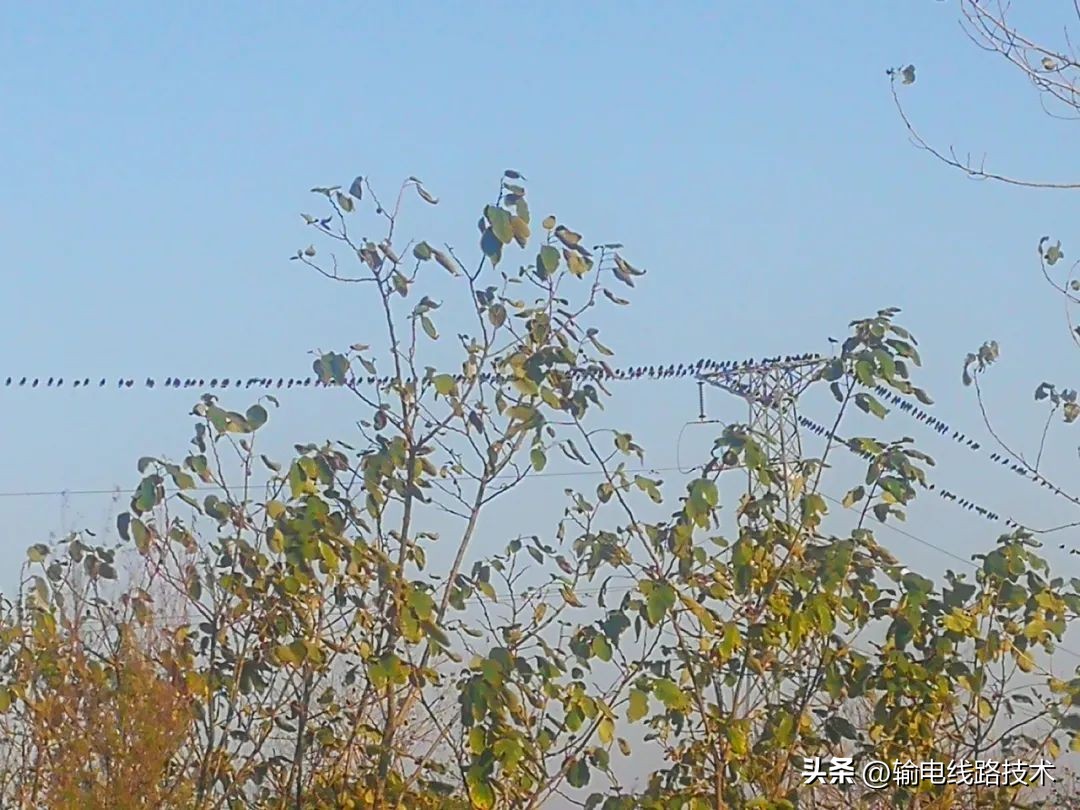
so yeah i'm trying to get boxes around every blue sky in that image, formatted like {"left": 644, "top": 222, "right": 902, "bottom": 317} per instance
{"left": 3, "top": 2, "right": 1080, "bottom": 621}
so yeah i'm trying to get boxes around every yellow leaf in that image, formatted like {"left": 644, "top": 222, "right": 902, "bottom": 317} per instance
{"left": 555, "top": 225, "right": 582, "bottom": 247}
{"left": 561, "top": 587, "right": 583, "bottom": 608}
{"left": 511, "top": 216, "right": 530, "bottom": 248}
{"left": 1047, "top": 737, "right": 1062, "bottom": 759}
{"left": 599, "top": 717, "right": 614, "bottom": 745}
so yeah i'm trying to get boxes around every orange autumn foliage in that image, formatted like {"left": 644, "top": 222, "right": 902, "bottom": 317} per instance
{"left": 18, "top": 620, "right": 196, "bottom": 809}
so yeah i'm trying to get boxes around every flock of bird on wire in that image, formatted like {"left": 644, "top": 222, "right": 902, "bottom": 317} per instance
{"left": 0, "top": 354, "right": 830, "bottom": 391}
{"left": 4, "top": 354, "right": 1080, "bottom": 545}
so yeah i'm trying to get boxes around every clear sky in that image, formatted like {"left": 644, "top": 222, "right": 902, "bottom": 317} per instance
{"left": 3, "top": 2, "right": 1080, "bottom": 627}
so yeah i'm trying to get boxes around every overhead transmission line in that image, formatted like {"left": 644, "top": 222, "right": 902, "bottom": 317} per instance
{"left": 0, "top": 354, "right": 821, "bottom": 391}
{"left": 4, "top": 353, "right": 1077, "bottom": 537}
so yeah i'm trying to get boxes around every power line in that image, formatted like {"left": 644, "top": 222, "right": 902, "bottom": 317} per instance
{"left": 798, "top": 414, "right": 1016, "bottom": 529}
{"left": 820, "top": 491, "right": 973, "bottom": 569}
{"left": 867, "top": 382, "right": 1079, "bottom": 510}
{"left": 5, "top": 357, "right": 1074, "bottom": 547}
{"left": 0, "top": 355, "right": 824, "bottom": 392}
{"left": 0, "top": 466, "right": 687, "bottom": 500}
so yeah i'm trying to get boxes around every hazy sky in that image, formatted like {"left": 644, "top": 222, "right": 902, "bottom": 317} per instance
{"left": 3, "top": 2, "right": 1080, "bottom": 646}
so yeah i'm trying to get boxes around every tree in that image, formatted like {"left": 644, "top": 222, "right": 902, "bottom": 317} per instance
{"left": 1, "top": 170, "right": 1080, "bottom": 809}
{"left": 889, "top": 4, "right": 1080, "bottom": 534}
{"left": 889, "top": 3, "right": 1080, "bottom": 190}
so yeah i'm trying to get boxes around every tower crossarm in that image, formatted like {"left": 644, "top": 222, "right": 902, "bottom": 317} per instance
{"left": 697, "top": 355, "right": 830, "bottom": 406}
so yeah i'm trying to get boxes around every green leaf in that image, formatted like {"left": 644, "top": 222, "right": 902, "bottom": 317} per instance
{"left": 1046, "top": 240, "right": 1064, "bottom": 266}
{"left": 654, "top": 678, "right": 689, "bottom": 711}
{"left": 131, "top": 518, "right": 151, "bottom": 554}
{"left": 134, "top": 477, "right": 160, "bottom": 512}
{"left": 628, "top": 688, "right": 648, "bottom": 722}
{"left": 646, "top": 583, "right": 677, "bottom": 625}
{"left": 288, "top": 461, "right": 307, "bottom": 498}
{"left": 729, "top": 722, "right": 748, "bottom": 756}
{"left": 984, "top": 549, "right": 1009, "bottom": 579}
{"left": 485, "top": 205, "right": 513, "bottom": 244}
{"left": 842, "top": 486, "right": 865, "bottom": 508}
{"left": 246, "top": 404, "right": 268, "bottom": 430}
{"left": 537, "top": 245, "right": 560, "bottom": 279}
{"left": 314, "top": 353, "right": 350, "bottom": 385}
{"left": 854, "top": 393, "right": 888, "bottom": 419}
{"left": 27, "top": 544, "right": 49, "bottom": 563}
{"left": 720, "top": 623, "right": 741, "bottom": 658}
{"left": 421, "top": 314, "right": 438, "bottom": 340}
{"left": 689, "top": 479, "right": 719, "bottom": 513}
{"left": 591, "top": 634, "right": 613, "bottom": 662}
{"left": 891, "top": 618, "right": 915, "bottom": 649}
{"left": 567, "top": 758, "right": 590, "bottom": 788}
{"left": 635, "top": 476, "right": 662, "bottom": 503}
{"left": 336, "top": 190, "right": 354, "bottom": 212}
{"left": 469, "top": 780, "right": 495, "bottom": 809}
{"left": 480, "top": 228, "right": 503, "bottom": 265}
{"left": 433, "top": 374, "right": 456, "bottom": 396}
{"left": 530, "top": 447, "right": 547, "bottom": 471}
{"left": 432, "top": 249, "right": 460, "bottom": 276}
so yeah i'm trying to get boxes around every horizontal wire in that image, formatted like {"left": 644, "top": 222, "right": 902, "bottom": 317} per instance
{"left": 798, "top": 414, "right": 1015, "bottom": 529}
{"left": 0, "top": 465, "right": 687, "bottom": 499}
{"left": 0, "top": 354, "right": 825, "bottom": 392}
{"left": 867, "top": 382, "right": 1080, "bottom": 511}
{"left": 5, "top": 355, "right": 1070, "bottom": 513}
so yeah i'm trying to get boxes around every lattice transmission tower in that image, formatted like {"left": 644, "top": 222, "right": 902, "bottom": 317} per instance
{"left": 698, "top": 355, "right": 829, "bottom": 503}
